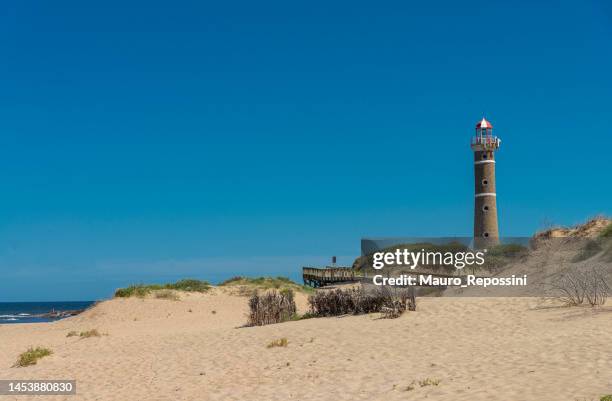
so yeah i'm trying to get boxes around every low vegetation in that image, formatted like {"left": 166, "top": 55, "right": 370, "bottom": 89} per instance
{"left": 308, "top": 286, "right": 416, "bottom": 318}
{"left": 481, "top": 243, "right": 529, "bottom": 272}
{"left": 572, "top": 239, "right": 603, "bottom": 262}
{"left": 154, "top": 289, "right": 180, "bottom": 301}
{"left": 114, "top": 279, "right": 210, "bottom": 298}
{"left": 266, "top": 338, "right": 288, "bottom": 348}
{"left": 247, "top": 289, "right": 297, "bottom": 326}
{"left": 404, "top": 378, "right": 441, "bottom": 391}
{"left": 221, "top": 276, "right": 313, "bottom": 294}
{"left": 79, "top": 329, "right": 101, "bottom": 338}
{"left": 419, "top": 378, "right": 441, "bottom": 387}
{"left": 601, "top": 395, "right": 612, "bottom": 401}
{"left": 13, "top": 347, "right": 53, "bottom": 367}
{"left": 66, "top": 331, "right": 78, "bottom": 337}
{"left": 599, "top": 223, "right": 612, "bottom": 238}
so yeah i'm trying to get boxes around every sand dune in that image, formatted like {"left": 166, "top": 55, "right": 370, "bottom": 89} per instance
{"left": 1, "top": 288, "right": 612, "bottom": 401}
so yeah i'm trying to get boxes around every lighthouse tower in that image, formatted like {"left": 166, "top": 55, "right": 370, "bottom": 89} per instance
{"left": 471, "top": 118, "right": 501, "bottom": 246}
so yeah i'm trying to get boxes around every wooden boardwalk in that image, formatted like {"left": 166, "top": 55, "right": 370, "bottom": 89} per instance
{"left": 302, "top": 266, "right": 486, "bottom": 288}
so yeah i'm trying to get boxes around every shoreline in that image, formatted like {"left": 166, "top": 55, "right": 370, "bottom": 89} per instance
{"left": 0, "top": 301, "right": 96, "bottom": 325}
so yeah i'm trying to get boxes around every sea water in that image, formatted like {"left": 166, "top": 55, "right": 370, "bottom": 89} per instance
{"left": 0, "top": 301, "right": 95, "bottom": 324}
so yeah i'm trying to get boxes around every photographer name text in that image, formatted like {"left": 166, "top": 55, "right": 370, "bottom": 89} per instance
{"left": 373, "top": 274, "right": 528, "bottom": 288}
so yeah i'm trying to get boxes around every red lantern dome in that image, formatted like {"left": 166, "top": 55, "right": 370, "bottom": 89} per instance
{"left": 475, "top": 118, "right": 493, "bottom": 130}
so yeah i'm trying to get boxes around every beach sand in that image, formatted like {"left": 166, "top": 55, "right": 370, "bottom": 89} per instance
{"left": 1, "top": 289, "right": 611, "bottom": 400}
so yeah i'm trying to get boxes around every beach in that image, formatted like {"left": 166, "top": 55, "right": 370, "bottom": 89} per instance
{"left": 1, "top": 288, "right": 611, "bottom": 400}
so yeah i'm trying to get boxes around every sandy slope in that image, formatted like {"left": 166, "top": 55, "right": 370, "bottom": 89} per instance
{"left": 1, "top": 290, "right": 611, "bottom": 401}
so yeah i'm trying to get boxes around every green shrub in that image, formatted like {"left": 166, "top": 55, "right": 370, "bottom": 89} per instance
{"left": 601, "top": 395, "right": 612, "bottom": 401}
{"left": 114, "top": 284, "right": 160, "bottom": 298}
{"left": 13, "top": 347, "right": 53, "bottom": 367}
{"left": 165, "top": 279, "right": 210, "bottom": 292}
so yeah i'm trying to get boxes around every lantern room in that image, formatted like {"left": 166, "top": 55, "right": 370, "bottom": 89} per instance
{"left": 471, "top": 117, "right": 500, "bottom": 151}
{"left": 475, "top": 118, "right": 493, "bottom": 137}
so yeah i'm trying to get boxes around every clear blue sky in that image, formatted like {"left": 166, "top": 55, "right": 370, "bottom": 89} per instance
{"left": 1, "top": 1, "right": 611, "bottom": 301}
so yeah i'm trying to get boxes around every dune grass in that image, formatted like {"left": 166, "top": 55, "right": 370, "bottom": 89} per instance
{"left": 418, "top": 377, "right": 441, "bottom": 387}
{"left": 115, "top": 279, "right": 210, "bottom": 298}
{"left": 266, "top": 338, "right": 288, "bottom": 348}
{"left": 220, "top": 276, "right": 313, "bottom": 293}
{"left": 600, "top": 223, "right": 612, "bottom": 238}
{"left": 13, "top": 347, "right": 53, "bottom": 367}
{"left": 79, "top": 329, "right": 101, "bottom": 338}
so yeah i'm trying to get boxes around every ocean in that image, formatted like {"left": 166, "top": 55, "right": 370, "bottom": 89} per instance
{"left": 0, "top": 301, "right": 95, "bottom": 324}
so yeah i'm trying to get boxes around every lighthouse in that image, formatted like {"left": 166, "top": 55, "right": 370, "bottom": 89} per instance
{"left": 471, "top": 118, "right": 501, "bottom": 246}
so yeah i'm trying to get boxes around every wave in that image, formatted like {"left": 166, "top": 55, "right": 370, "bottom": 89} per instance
{"left": 18, "top": 313, "right": 31, "bottom": 316}
{"left": 1, "top": 318, "right": 18, "bottom": 321}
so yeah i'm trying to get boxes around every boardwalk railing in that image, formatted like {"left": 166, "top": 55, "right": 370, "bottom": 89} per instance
{"left": 303, "top": 267, "right": 489, "bottom": 288}
{"left": 302, "top": 267, "right": 357, "bottom": 287}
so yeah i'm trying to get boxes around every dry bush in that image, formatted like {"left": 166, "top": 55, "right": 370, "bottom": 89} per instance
{"left": 247, "top": 289, "right": 296, "bottom": 326}
{"left": 308, "top": 287, "right": 381, "bottom": 316}
{"left": 552, "top": 272, "right": 585, "bottom": 306}
{"left": 551, "top": 268, "right": 610, "bottom": 307}
{"left": 584, "top": 269, "right": 610, "bottom": 307}
{"left": 380, "top": 287, "right": 417, "bottom": 319}
{"left": 308, "top": 286, "right": 415, "bottom": 318}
